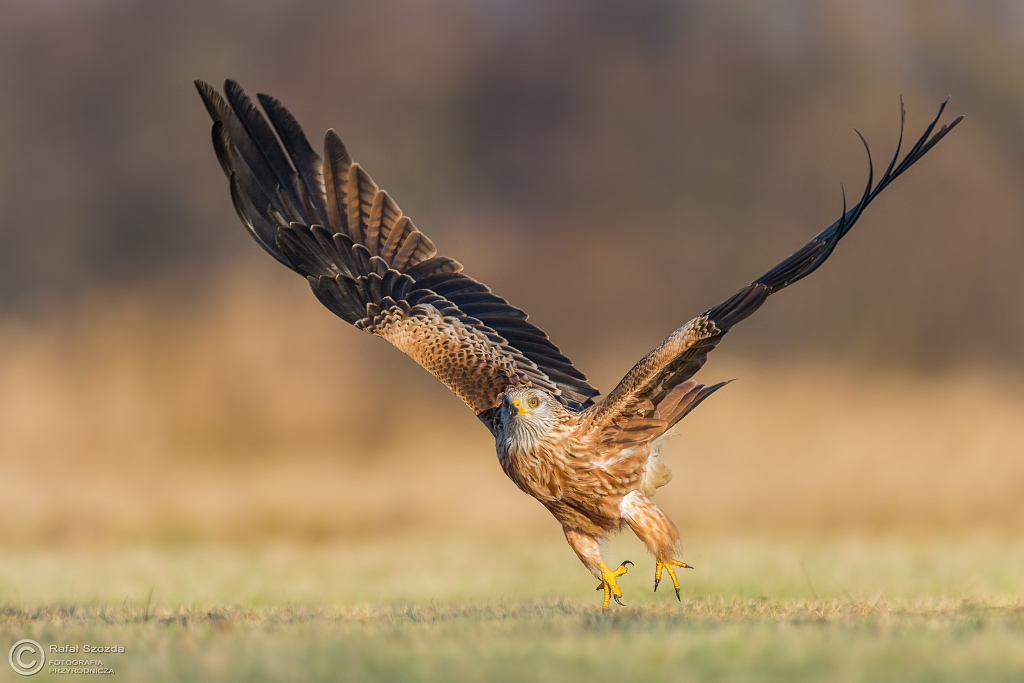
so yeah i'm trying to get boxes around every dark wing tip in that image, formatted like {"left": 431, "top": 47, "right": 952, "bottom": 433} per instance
{"left": 194, "top": 79, "right": 225, "bottom": 122}
{"left": 706, "top": 99, "right": 959, "bottom": 337}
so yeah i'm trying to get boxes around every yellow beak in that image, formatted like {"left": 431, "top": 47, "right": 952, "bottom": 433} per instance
{"left": 512, "top": 398, "right": 531, "bottom": 416}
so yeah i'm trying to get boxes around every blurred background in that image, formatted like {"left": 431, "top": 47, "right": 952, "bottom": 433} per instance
{"left": 0, "top": 0, "right": 1022, "bottom": 548}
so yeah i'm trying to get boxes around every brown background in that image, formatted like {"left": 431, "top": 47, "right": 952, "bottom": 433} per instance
{"left": 0, "top": 0, "right": 1021, "bottom": 544}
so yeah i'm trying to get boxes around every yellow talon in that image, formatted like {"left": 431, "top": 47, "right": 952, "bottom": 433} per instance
{"left": 595, "top": 560, "right": 632, "bottom": 609}
{"left": 654, "top": 558, "right": 693, "bottom": 601}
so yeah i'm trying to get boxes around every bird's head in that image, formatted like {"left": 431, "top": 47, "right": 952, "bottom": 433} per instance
{"left": 499, "top": 387, "right": 563, "bottom": 450}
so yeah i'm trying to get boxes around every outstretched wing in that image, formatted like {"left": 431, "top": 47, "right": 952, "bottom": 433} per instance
{"left": 586, "top": 100, "right": 962, "bottom": 432}
{"left": 195, "top": 80, "right": 599, "bottom": 428}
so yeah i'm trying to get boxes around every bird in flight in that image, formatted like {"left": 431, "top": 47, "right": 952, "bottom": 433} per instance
{"left": 196, "top": 80, "right": 960, "bottom": 608}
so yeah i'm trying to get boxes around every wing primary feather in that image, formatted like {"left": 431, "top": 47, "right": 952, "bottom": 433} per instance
{"left": 391, "top": 231, "right": 427, "bottom": 271}
{"left": 323, "top": 130, "right": 352, "bottom": 235}
{"left": 346, "top": 163, "right": 378, "bottom": 246}
{"left": 275, "top": 225, "right": 324, "bottom": 276}
{"left": 228, "top": 172, "right": 294, "bottom": 269}
{"left": 879, "top": 98, "right": 906, "bottom": 187}
{"left": 210, "top": 121, "right": 235, "bottom": 177}
{"left": 365, "top": 191, "right": 387, "bottom": 256}
{"left": 197, "top": 81, "right": 293, "bottom": 220}
{"left": 195, "top": 80, "right": 228, "bottom": 125}
{"left": 221, "top": 80, "right": 305, "bottom": 220}
{"left": 380, "top": 216, "right": 412, "bottom": 264}
{"left": 256, "top": 92, "right": 331, "bottom": 229}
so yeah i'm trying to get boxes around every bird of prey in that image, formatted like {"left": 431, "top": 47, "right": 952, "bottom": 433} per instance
{"left": 196, "top": 79, "right": 960, "bottom": 608}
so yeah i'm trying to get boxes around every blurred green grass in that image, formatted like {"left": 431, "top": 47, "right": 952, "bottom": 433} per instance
{"left": 2, "top": 535, "right": 1023, "bottom": 682}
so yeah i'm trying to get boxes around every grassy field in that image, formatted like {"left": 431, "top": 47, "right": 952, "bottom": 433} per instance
{"left": 2, "top": 535, "right": 1024, "bottom": 682}
{"left": 2, "top": 279, "right": 1023, "bottom": 680}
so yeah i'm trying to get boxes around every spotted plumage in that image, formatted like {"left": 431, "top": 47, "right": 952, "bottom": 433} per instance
{"left": 197, "top": 80, "right": 961, "bottom": 608}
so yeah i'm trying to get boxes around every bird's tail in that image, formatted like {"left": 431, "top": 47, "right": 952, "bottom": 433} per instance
{"left": 657, "top": 379, "right": 733, "bottom": 430}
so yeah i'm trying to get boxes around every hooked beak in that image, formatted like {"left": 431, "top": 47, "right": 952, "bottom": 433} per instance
{"left": 511, "top": 398, "right": 531, "bottom": 416}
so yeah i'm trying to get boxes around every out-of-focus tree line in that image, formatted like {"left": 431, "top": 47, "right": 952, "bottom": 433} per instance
{"left": 1, "top": 0, "right": 1022, "bottom": 371}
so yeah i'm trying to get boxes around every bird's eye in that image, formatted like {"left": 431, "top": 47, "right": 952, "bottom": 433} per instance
{"left": 527, "top": 396, "right": 540, "bottom": 409}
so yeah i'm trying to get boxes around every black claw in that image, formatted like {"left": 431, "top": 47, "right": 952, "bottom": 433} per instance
{"left": 654, "top": 577, "right": 660, "bottom": 592}
{"left": 621, "top": 560, "right": 634, "bottom": 567}
{"left": 686, "top": 564, "right": 695, "bottom": 570}
{"left": 613, "top": 594, "right": 625, "bottom": 607}
{"left": 675, "top": 587, "right": 681, "bottom": 601}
